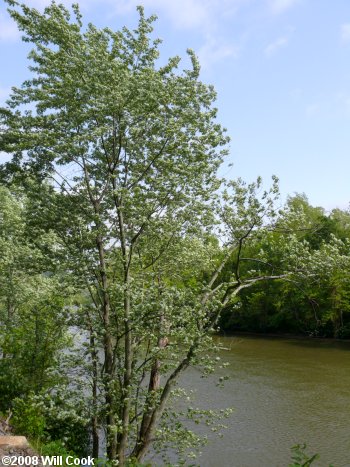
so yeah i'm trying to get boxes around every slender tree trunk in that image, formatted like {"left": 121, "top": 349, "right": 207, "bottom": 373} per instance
{"left": 116, "top": 207, "right": 132, "bottom": 466}
{"left": 137, "top": 333, "right": 167, "bottom": 450}
{"left": 88, "top": 324, "right": 100, "bottom": 459}
{"left": 132, "top": 344, "right": 196, "bottom": 461}
{"left": 82, "top": 157, "right": 117, "bottom": 459}
{"left": 3, "top": 297, "right": 15, "bottom": 359}
{"left": 116, "top": 273, "right": 132, "bottom": 466}
{"left": 91, "top": 411, "right": 99, "bottom": 459}
{"left": 96, "top": 234, "right": 116, "bottom": 460}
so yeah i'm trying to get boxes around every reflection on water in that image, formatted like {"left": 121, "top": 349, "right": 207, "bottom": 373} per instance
{"left": 176, "top": 335, "right": 350, "bottom": 467}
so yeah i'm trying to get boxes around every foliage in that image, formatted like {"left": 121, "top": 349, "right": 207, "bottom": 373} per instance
{"left": 289, "top": 443, "right": 334, "bottom": 467}
{"left": 40, "top": 442, "right": 78, "bottom": 467}
{"left": 289, "top": 444, "right": 319, "bottom": 467}
{"left": 0, "top": 186, "right": 71, "bottom": 409}
{"left": 220, "top": 195, "right": 350, "bottom": 338}
{"left": 11, "top": 390, "right": 90, "bottom": 457}
{"left": 12, "top": 396, "right": 46, "bottom": 441}
{"left": 0, "top": 1, "right": 232, "bottom": 463}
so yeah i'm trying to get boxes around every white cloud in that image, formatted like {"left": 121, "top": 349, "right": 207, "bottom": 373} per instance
{"left": 113, "top": 0, "right": 210, "bottom": 30}
{"left": 145, "top": 0, "right": 212, "bottom": 30}
{"left": 3, "top": 0, "right": 210, "bottom": 31}
{"left": 198, "top": 36, "right": 239, "bottom": 69}
{"left": 2, "top": 0, "right": 249, "bottom": 32}
{"left": 114, "top": 0, "right": 248, "bottom": 32}
{"left": 0, "top": 13, "right": 20, "bottom": 42}
{"left": 269, "top": 0, "right": 300, "bottom": 14}
{"left": 0, "top": 0, "right": 245, "bottom": 71}
{"left": 264, "top": 36, "right": 288, "bottom": 56}
{"left": 340, "top": 23, "right": 350, "bottom": 44}
{"left": 112, "top": 0, "right": 245, "bottom": 69}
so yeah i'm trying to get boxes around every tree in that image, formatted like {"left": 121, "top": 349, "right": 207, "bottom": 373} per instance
{"left": 0, "top": 186, "right": 70, "bottom": 408}
{"left": 219, "top": 195, "right": 350, "bottom": 338}
{"left": 0, "top": 2, "right": 299, "bottom": 464}
{"left": 1, "top": 2, "right": 228, "bottom": 462}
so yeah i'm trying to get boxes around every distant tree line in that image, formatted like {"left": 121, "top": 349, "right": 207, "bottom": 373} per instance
{"left": 220, "top": 193, "right": 350, "bottom": 338}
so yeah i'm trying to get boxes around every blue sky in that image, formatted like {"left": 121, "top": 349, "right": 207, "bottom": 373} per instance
{"left": 1, "top": 0, "right": 350, "bottom": 210}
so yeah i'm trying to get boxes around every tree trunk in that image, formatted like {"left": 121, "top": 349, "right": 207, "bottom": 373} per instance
{"left": 89, "top": 324, "right": 100, "bottom": 459}
{"left": 95, "top": 234, "right": 117, "bottom": 460}
{"left": 115, "top": 206, "right": 132, "bottom": 466}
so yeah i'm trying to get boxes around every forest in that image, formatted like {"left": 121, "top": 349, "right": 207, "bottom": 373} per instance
{"left": 220, "top": 193, "right": 350, "bottom": 338}
{"left": 0, "top": 1, "right": 349, "bottom": 466}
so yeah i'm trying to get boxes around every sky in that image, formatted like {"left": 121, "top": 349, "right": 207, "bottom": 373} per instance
{"left": 0, "top": 0, "right": 350, "bottom": 211}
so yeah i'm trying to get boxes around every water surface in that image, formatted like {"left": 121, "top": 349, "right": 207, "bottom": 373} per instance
{"left": 176, "top": 335, "right": 350, "bottom": 467}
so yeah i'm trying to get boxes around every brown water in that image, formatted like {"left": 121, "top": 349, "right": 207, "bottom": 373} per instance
{"left": 177, "top": 335, "right": 350, "bottom": 467}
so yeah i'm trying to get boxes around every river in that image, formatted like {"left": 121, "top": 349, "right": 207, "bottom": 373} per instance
{"left": 172, "top": 335, "right": 350, "bottom": 467}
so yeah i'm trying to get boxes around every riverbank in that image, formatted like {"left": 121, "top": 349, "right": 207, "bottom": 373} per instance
{"left": 218, "top": 329, "right": 350, "bottom": 342}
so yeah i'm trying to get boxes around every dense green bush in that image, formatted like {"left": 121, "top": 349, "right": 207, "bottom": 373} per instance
{"left": 11, "top": 392, "right": 90, "bottom": 457}
{"left": 12, "top": 397, "right": 46, "bottom": 441}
